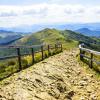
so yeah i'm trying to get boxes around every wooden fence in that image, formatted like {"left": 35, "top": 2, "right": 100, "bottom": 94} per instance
{"left": 79, "top": 44, "right": 100, "bottom": 68}
{"left": 0, "top": 43, "right": 62, "bottom": 72}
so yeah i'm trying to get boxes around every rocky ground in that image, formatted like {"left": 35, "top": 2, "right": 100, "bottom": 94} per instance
{"left": 0, "top": 49, "right": 100, "bottom": 100}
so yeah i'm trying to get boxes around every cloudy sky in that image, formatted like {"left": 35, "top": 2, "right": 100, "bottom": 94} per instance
{"left": 0, "top": 0, "right": 100, "bottom": 27}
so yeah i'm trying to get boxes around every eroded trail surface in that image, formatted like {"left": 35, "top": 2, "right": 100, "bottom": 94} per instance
{"left": 0, "top": 49, "right": 100, "bottom": 100}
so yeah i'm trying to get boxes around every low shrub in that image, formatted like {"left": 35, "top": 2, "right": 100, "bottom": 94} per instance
{"left": 44, "top": 51, "right": 48, "bottom": 58}
{"left": 24, "top": 56, "right": 32, "bottom": 65}
{"left": 21, "top": 59, "right": 28, "bottom": 69}
{"left": 35, "top": 53, "right": 41, "bottom": 62}
{"left": 7, "top": 60, "right": 16, "bottom": 66}
{"left": 0, "top": 63, "right": 6, "bottom": 73}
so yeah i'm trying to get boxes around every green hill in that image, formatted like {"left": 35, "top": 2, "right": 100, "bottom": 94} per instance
{"left": 12, "top": 28, "right": 79, "bottom": 50}
{"left": 13, "top": 28, "right": 65, "bottom": 45}
{"left": 13, "top": 28, "right": 100, "bottom": 51}
{"left": 61, "top": 30, "right": 95, "bottom": 43}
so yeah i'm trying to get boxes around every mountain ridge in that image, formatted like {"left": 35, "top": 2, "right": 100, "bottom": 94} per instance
{"left": 75, "top": 28, "right": 100, "bottom": 37}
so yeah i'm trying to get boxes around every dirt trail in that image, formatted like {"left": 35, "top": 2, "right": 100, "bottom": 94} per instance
{"left": 0, "top": 49, "right": 100, "bottom": 100}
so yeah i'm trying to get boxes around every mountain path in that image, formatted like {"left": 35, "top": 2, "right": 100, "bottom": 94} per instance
{"left": 0, "top": 49, "right": 100, "bottom": 100}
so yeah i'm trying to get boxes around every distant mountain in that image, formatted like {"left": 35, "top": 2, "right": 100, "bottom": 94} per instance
{"left": 0, "top": 29, "right": 24, "bottom": 45}
{"left": 0, "top": 30, "right": 22, "bottom": 37}
{"left": 75, "top": 28, "right": 100, "bottom": 37}
{"left": 0, "top": 29, "right": 30, "bottom": 38}
{"left": 0, "top": 35, "right": 22, "bottom": 45}
{"left": 1, "top": 23, "right": 100, "bottom": 33}
{"left": 11, "top": 23, "right": 100, "bottom": 32}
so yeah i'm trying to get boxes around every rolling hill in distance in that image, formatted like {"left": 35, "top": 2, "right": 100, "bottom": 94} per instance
{"left": 0, "top": 30, "right": 23, "bottom": 45}
{"left": 0, "top": 35, "right": 22, "bottom": 45}
{"left": 12, "top": 28, "right": 100, "bottom": 51}
{"left": 0, "top": 29, "right": 32, "bottom": 45}
{"left": 75, "top": 28, "right": 100, "bottom": 37}
{"left": 0, "top": 30, "right": 23, "bottom": 37}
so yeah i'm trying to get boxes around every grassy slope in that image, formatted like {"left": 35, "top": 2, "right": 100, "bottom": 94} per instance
{"left": 61, "top": 30, "right": 95, "bottom": 43}
{"left": 61, "top": 30, "right": 100, "bottom": 51}
{"left": 14, "top": 28, "right": 65, "bottom": 45}
{"left": 33, "top": 28, "right": 65, "bottom": 44}
{"left": 13, "top": 28, "right": 79, "bottom": 50}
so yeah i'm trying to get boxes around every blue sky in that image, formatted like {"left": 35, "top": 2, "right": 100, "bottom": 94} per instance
{"left": 0, "top": 0, "right": 100, "bottom": 27}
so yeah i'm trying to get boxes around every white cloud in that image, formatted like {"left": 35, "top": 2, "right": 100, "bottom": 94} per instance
{"left": 0, "top": 4, "right": 100, "bottom": 27}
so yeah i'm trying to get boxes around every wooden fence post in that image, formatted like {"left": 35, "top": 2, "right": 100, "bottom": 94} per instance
{"left": 41, "top": 45, "right": 44, "bottom": 60}
{"left": 31, "top": 48, "right": 35, "bottom": 64}
{"left": 90, "top": 53, "right": 93, "bottom": 68}
{"left": 16, "top": 48, "right": 22, "bottom": 71}
{"left": 80, "top": 49, "right": 83, "bottom": 60}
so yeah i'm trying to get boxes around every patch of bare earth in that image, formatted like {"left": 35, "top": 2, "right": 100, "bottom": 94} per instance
{"left": 0, "top": 49, "right": 100, "bottom": 100}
